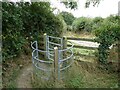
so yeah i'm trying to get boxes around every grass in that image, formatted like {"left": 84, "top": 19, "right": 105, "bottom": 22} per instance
{"left": 6, "top": 68, "right": 19, "bottom": 88}
{"left": 31, "top": 31, "right": 118, "bottom": 88}
{"left": 69, "top": 62, "right": 118, "bottom": 88}
{"left": 72, "top": 48, "right": 96, "bottom": 56}
{"left": 63, "top": 31, "right": 96, "bottom": 39}
{"left": 67, "top": 40, "right": 98, "bottom": 63}
{"left": 3, "top": 31, "right": 119, "bottom": 88}
{"left": 32, "top": 61, "right": 118, "bottom": 88}
{"left": 2, "top": 61, "right": 20, "bottom": 88}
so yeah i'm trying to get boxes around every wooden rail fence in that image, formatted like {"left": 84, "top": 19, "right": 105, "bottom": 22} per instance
{"left": 67, "top": 37, "right": 98, "bottom": 57}
{"left": 67, "top": 37, "right": 98, "bottom": 50}
{"left": 38, "top": 36, "right": 98, "bottom": 57}
{"left": 67, "top": 37, "right": 95, "bottom": 42}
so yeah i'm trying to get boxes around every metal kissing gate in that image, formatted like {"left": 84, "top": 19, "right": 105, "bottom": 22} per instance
{"left": 31, "top": 34, "right": 74, "bottom": 80}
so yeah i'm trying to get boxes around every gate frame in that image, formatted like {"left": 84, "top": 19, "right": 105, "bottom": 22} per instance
{"left": 31, "top": 33, "right": 74, "bottom": 82}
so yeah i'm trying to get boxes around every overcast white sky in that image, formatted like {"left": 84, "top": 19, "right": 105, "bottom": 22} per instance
{"left": 51, "top": 0, "right": 120, "bottom": 18}
{"left": 3, "top": 0, "right": 120, "bottom": 18}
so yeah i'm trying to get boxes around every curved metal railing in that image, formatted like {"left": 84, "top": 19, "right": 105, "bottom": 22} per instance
{"left": 31, "top": 35, "right": 74, "bottom": 80}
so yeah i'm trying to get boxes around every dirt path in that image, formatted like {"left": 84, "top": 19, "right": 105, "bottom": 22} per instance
{"left": 17, "top": 64, "right": 33, "bottom": 88}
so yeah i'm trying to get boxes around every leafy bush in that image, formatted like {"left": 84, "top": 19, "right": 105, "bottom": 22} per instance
{"left": 94, "top": 15, "right": 120, "bottom": 64}
{"left": 20, "top": 2, "right": 63, "bottom": 41}
{"left": 72, "top": 17, "right": 93, "bottom": 32}
{"left": 56, "top": 14, "right": 67, "bottom": 33}
{"left": 67, "top": 25, "right": 72, "bottom": 31}
{"left": 2, "top": 2, "right": 64, "bottom": 60}
{"left": 60, "top": 11, "right": 75, "bottom": 25}
{"left": 2, "top": 2, "right": 26, "bottom": 60}
{"left": 92, "top": 17, "right": 104, "bottom": 31}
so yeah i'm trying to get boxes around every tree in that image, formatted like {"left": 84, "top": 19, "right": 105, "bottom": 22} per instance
{"left": 85, "top": 0, "right": 102, "bottom": 8}
{"left": 72, "top": 17, "right": 92, "bottom": 32}
{"left": 92, "top": 17, "right": 104, "bottom": 31}
{"left": 61, "top": 1, "right": 78, "bottom": 10}
{"left": 60, "top": 0, "right": 102, "bottom": 9}
{"left": 60, "top": 11, "right": 75, "bottom": 25}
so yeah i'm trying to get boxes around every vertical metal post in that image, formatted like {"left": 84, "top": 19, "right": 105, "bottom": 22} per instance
{"left": 36, "top": 41, "right": 38, "bottom": 58}
{"left": 48, "top": 36, "right": 50, "bottom": 59}
{"left": 44, "top": 33, "right": 47, "bottom": 59}
{"left": 54, "top": 47, "right": 59, "bottom": 82}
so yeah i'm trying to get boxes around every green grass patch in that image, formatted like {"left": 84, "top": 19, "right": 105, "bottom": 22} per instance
{"left": 32, "top": 61, "right": 118, "bottom": 88}
{"left": 72, "top": 48, "right": 96, "bottom": 56}
{"left": 63, "top": 31, "right": 96, "bottom": 39}
{"left": 7, "top": 68, "right": 20, "bottom": 88}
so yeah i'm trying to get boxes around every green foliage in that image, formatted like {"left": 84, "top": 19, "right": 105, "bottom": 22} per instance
{"left": 61, "top": 0, "right": 101, "bottom": 9}
{"left": 92, "top": 17, "right": 104, "bottom": 30}
{"left": 61, "top": 1, "right": 78, "bottom": 10}
{"left": 85, "top": 0, "right": 101, "bottom": 8}
{"left": 94, "top": 15, "right": 120, "bottom": 64}
{"left": 2, "top": 2, "right": 63, "bottom": 60}
{"left": 2, "top": 2, "right": 26, "bottom": 60}
{"left": 72, "top": 17, "right": 93, "bottom": 32}
{"left": 67, "top": 25, "right": 72, "bottom": 31}
{"left": 60, "top": 11, "right": 75, "bottom": 25}
{"left": 68, "top": 75, "right": 83, "bottom": 88}
{"left": 20, "top": 2, "right": 63, "bottom": 40}
{"left": 56, "top": 14, "right": 67, "bottom": 32}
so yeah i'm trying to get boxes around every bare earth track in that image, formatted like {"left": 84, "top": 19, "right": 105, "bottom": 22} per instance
{"left": 17, "top": 64, "right": 33, "bottom": 88}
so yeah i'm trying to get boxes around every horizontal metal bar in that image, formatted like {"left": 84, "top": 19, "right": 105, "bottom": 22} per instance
{"left": 48, "top": 53, "right": 54, "bottom": 56}
{"left": 34, "top": 63, "right": 53, "bottom": 72}
{"left": 33, "top": 56, "right": 53, "bottom": 64}
{"left": 59, "top": 41, "right": 74, "bottom": 52}
{"left": 48, "top": 57, "right": 54, "bottom": 61}
{"left": 59, "top": 49, "right": 73, "bottom": 62}
{"left": 60, "top": 60, "right": 74, "bottom": 71}
{"left": 48, "top": 41, "right": 61, "bottom": 46}
{"left": 48, "top": 35, "right": 62, "bottom": 40}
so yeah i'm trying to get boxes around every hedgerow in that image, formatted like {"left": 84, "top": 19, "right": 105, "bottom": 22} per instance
{"left": 72, "top": 17, "right": 93, "bottom": 32}
{"left": 94, "top": 15, "right": 120, "bottom": 64}
{"left": 2, "top": 2, "right": 63, "bottom": 60}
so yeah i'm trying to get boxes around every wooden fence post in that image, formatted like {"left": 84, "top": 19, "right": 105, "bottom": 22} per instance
{"left": 63, "top": 36, "right": 67, "bottom": 57}
{"left": 44, "top": 33, "right": 47, "bottom": 59}
{"left": 63, "top": 36, "right": 67, "bottom": 67}
{"left": 54, "top": 47, "right": 59, "bottom": 82}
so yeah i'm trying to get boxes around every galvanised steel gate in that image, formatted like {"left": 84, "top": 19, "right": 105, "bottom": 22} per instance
{"left": 31, "top": 34, "right": 74, "bottom": 80}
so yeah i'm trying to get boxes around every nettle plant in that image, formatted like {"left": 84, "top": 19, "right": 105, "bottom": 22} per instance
{"left": 94, "top": 16, "right": 120, "bottom": 64}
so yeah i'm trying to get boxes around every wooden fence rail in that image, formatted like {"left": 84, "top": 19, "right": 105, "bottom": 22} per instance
{"left": 67, "top": 44, "right": 98, "bottom": 50}
{"left": 66, "top": 37, "right": 98, "bottom": 57}
{"left": 67, "top": 37, "right": 98, "bottom": 50}
{"left": 67, "top": 37, "right": 95, "bottom": 42}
